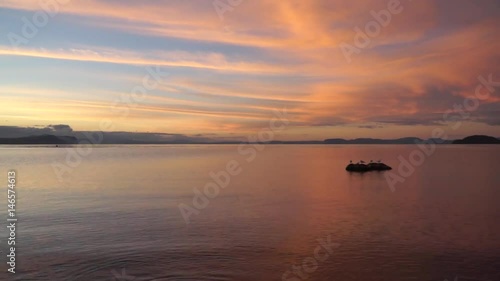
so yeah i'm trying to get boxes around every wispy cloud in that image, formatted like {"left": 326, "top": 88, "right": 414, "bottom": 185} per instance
{"left": 1, "top": 0, "right": 499, "bottom": 139}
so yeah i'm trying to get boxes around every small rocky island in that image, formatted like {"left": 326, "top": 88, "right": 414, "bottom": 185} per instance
{"left": 346, "top": 161, "right": 392, "bottom": 172}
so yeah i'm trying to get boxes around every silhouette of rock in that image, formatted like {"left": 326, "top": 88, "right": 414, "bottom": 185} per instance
{"left": 346, "top": 161, "right": 392, "bottom": 172}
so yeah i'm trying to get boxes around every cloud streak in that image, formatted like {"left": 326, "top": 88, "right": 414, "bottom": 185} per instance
{"left": 0, "top": 0, "right": 499, "bottom": 139}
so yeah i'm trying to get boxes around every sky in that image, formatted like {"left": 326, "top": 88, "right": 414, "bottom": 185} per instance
{"left": 0, "top": 0, "right": 499, "bottom": 141}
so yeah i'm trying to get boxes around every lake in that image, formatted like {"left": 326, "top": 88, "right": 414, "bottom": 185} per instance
{"left": 0, "top": 145, "right": 499, "bottom": 281}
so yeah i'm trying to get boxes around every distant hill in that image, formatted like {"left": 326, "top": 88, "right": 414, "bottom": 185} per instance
{"left": 0, "top": 134, "right": 497, "bottom": 145}
{"left": 324, "top": 137, "right": 452, "bottom": 144}
{"left": 0, "top": 135, "right": 78, "bottom": 145}
{"left": 452, "top": 135, "right": 500, "bottom": 144}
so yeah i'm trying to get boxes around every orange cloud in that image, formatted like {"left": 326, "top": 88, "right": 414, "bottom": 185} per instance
{"left": 1, "top": 0, "right": 499, "bottom": 138}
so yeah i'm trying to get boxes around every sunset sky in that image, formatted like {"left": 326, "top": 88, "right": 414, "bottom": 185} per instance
{"left": 1, "top": 0, "right": 499, "bottom": 141}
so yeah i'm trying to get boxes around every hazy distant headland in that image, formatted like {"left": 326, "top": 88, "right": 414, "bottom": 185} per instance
{"left": 452, "top": 135, "right": 500, "bottom": 144}
{"left": 323, "top": 137, "right": 450, "bottom": 144}
{"left": 0, "top": 135, "right": 78, "bottom": 145}
{"left": 1, "top": 124, "right": 499, "bottom": 145}
{"left": 1, "top": 133, "right": 499, "bottom": 145}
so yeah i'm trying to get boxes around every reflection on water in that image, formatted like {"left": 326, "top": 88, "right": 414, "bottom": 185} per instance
{"left": 0, "top": 145, "right": 499, "bottom": 280}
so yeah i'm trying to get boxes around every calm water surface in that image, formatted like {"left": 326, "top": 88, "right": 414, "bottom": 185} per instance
{"left": 0, "top": 145, "right": 499, "bottom": 281}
